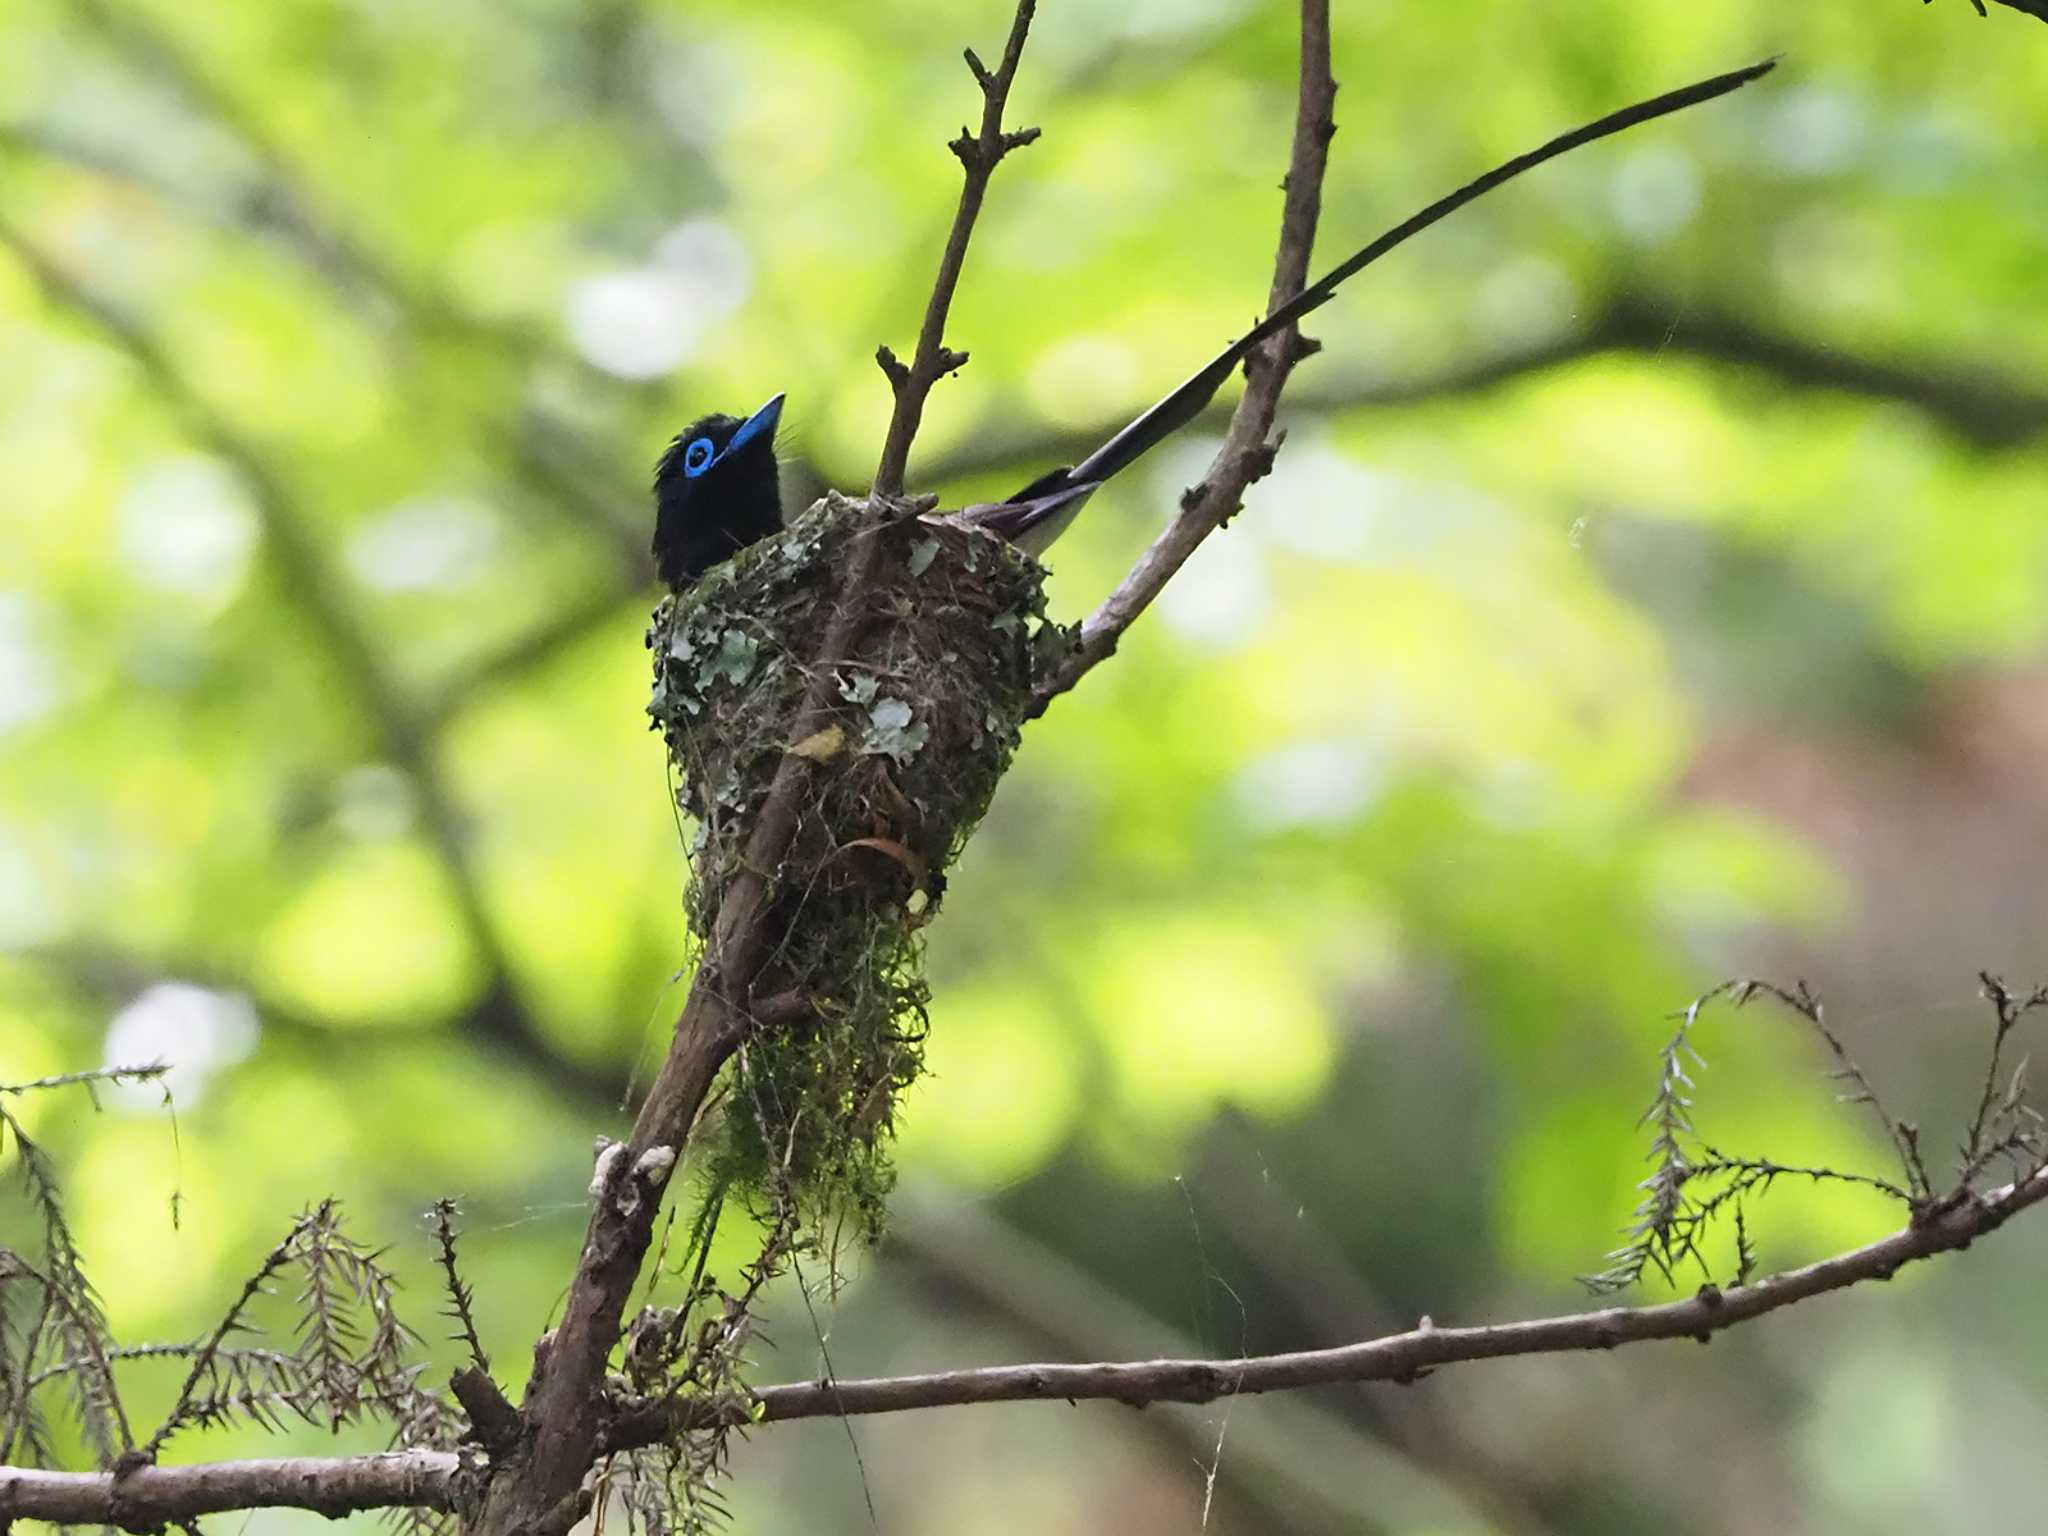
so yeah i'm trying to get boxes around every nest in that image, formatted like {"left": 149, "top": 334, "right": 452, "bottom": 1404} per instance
{"left": 647, "top": 492, "right": 1064, "bottom": 1237}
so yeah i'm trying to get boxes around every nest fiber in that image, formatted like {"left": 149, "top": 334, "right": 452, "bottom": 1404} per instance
{"left": 647, "top": 492, "right": 1061, "bottom": 1235}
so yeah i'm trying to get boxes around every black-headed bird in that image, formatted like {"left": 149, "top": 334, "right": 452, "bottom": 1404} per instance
{"left": 650, "top": 59, "right": 1774, "bottom": 591}
{"left": 652, "top": 394, "right": 785, "bottom": 591}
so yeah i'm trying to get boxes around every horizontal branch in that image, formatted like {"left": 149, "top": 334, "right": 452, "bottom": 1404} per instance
{"left": 618, "top": 1161, "right": 2048, "bottom": 1441}
{"left": 0, "top": 1451, "right": 460, "bottom": 1525}
{"left": 12, "top": 1163, "right": 2043, "bottom": 1528}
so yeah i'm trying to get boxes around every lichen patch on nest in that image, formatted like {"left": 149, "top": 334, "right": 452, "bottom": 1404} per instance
{"left": 647, "top": 491, "right": 1069, "bottom": 1239}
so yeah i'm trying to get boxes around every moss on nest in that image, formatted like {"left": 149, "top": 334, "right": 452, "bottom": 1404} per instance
{"left": 647, "top": 491, "right": 1065, "bottom": 1239}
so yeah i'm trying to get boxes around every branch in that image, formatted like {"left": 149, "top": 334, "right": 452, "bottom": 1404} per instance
{"left": 870, "top": 0, "right": 1041, "bottom": 495}
{"left": 0, "top": 1451, "right": 459, "bottom": 1526}
{"left": 484, "top": 313, "right": 918, "bottom": 1536}
{"left": 479, "top": 10, "right": 1059, "bottom": 1527}
{"left": 12, "top": 1164, "right": 2045, "bottom": 1527}
{"left": 881, "top": 1188, "right": 1475, "bottom": 1535}
{"left": 606, "top": 1161, "right": 2048, "bottom": 1440}
{"left": 1028, "top": 0, "right": 1335, "bottom": 713}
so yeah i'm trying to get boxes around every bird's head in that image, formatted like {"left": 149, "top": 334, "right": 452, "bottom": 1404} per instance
{"left": 652, "top": 393, "right": 786, "bottom": 588}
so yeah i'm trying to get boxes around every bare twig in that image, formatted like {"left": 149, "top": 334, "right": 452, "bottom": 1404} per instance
{"left": 883, "top": 1187, "right": 1457, "bottom": 1535}
{"left": 487, "top": 328, "right": 908, "bottom": 1536}
{"left": 870, "top": 0, "right": 1042, "bottom": 495}
{"left": 1192, "top": 1119, "right": 1567, "bottom": 1536}
{"left": 613, "top": 1160, "right": 2048, "bottom": 1436}
{"left": 487, "top": 8, "right": 1055, "bottom": 1528}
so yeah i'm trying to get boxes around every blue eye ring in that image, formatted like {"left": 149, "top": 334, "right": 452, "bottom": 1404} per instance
{"left": 682, "top": 436, "right": 715, "bottom": 477}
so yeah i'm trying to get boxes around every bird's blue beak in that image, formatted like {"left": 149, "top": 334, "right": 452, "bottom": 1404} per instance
{"left": 721, "top": 393, "right": 784, "bottom": 463}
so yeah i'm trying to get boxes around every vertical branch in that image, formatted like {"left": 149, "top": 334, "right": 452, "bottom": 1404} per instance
{"left": 1031, "top": 0, "right": 1335, "bottom": 711}
{"left": 429, "top": 1202, "right": 491, "bottom": 1379}
{"left": 480, "top": 17, "right": 1060, "bottom": 1503}
{"left": 871, "top": 0, "right": 1042, "bottom": 496}
{"left": 491, "top": 16, "right": 1056, "bottom": 1527}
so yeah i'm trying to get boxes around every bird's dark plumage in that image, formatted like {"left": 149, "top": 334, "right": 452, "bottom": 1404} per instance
{"left": 653, "top": 394, "right": 785, "bottom": 589}
{"left": 654, "top": 59, "right": 1773, "bottom": 582}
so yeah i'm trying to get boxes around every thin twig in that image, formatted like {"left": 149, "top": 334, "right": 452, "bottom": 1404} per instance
{"left": 0, "top": 1065, "right": 169, "bottom": 1099}
{"left": 1729, "top": 979, "right": 1932, "bottom": 1200}
{"left": 1961, "top": 972, "right": 2048, "bottom": 1176}
{"left": 870, "top": 0, "right": 1042, "bottom": 496}
{"left": 428, "top": 1202, "right": 491, "bottom": 1378}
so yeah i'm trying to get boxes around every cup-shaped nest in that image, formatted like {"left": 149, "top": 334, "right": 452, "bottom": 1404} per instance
{"left": 647, "top": 491, "right": 1062, "bottom": 1234}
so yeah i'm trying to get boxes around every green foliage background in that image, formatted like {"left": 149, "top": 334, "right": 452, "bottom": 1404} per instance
{"left": 5, "top": 0, "right": 2048, "bottom": 1530}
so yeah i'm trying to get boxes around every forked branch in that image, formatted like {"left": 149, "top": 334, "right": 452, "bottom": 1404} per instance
{"left": 872, "top": 0, "right": 1042, "bottom": 495}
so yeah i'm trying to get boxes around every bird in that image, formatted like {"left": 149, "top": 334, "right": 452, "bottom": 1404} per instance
{"left": 652, "top": 58, "right": 1774, "bottom": 591}
{"left": 652, "top": 394, "right": 785, "bottom": 591}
